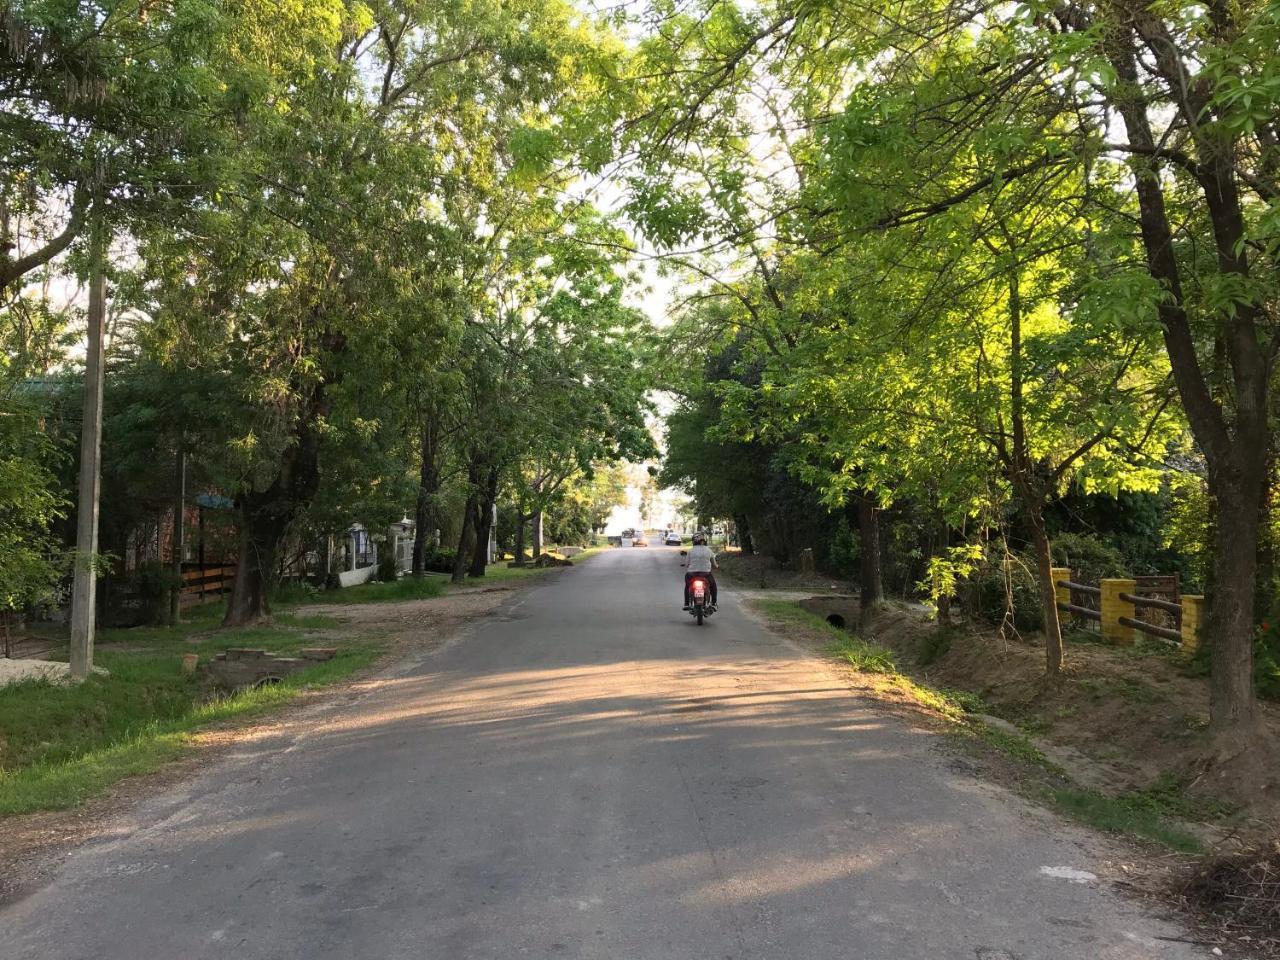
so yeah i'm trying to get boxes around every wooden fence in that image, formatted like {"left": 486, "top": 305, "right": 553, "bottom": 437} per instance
{"left": 1052, "top": 567, "right": 1206, "bottom": 652}
{"left": 180, "top": 566, "right": 237, "bottom": 607}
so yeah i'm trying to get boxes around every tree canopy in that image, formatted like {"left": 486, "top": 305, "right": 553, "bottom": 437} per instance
{"left": 3, "top": 0, "right": 1279, "bottom": 748}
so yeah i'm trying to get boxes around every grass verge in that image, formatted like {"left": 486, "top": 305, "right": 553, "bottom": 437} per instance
{"left": 469, "top": 545, "right": 610, "bottom": 584}
{"left": 273, "top": 545, "right": 609, "bottom": 601}
{"left": 751, "top": 598, "right": 1208, "bottom": 854}
{"left": 1044, "top": 787, "right": 1202, "bottom": 853}
{"left": 310, "top": 576, "right": 448, "bottom": 605}
{"left": 0, "top": 605, "right": 380, "bottom": 817}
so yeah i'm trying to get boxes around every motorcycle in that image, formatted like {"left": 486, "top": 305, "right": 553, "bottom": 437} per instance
{"left": 680, "top": 550, "right": 717, "bottom": 625}
{"left": 687, "top": 574, "right": 716, "bottom": 625}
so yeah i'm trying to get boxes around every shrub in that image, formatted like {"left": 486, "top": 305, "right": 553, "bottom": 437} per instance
{"left": 1050, "top": 532, "right": 1128, "bottom": 586}
{"left": 960, "top": 546, "right": 1043, "bottom": 634}
{"left": 376, "top": 553, "right": 400, "bottom": 582}
{"left": 1255, "top": 620, "right": 1280, "bottom": 700}
{"left": 104, "top": 561, "right": 183, "bottom": 626}
{"left": 273, "top": 579, "right": 320, "bottom": 605}
{"left": 824, "top": 518, "right": 858, "bottom": 578}
{"left": 417, "top": 549, "right": 456, "bottom": 574}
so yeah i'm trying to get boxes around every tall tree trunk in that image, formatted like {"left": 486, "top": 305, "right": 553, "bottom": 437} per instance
{"left": 469, "top": 464, "right": 501, "bottom": 578}
{"left": 532, "top": 509, "right": 544, "bottom": 558}
{"left": 452, "top": 496, "right": 477, "bottom": 585}
{"left": 222, "top": 382, "right": 327, "bottom": 627}
{"left": 1026, "top": 496, "right": 1064, "bottom": 675}
{"left": 514, "top": 507, "right": 527, "bottom": 564}
{"left": 845, "top": 494, "right": 883, "bottom": 623}
{"left": 857, "top": 495, "right": 883, "bottom": 624}
{"left": 1103, "top": 19, "right": 1265, "bottom": 734}
{"left": 1255, "top": 455, "right": 1277, "bottom": 624}
{"left": 222, "top": 498, "right": 291, "bottom": 626}
{"left": 168, "top": 446, "right": 185, "bottom": 625}
{"left": 1210, "top": 472, "right": 1265, "bottom": 732}
{"left": 412, "top": 418, "right": 441, "bottom": 577}
{"left": 734, "top": 513, "right": 754, "bottom": 555}
{"left": 452, "top": 454, "right": 485, "bottom": 584}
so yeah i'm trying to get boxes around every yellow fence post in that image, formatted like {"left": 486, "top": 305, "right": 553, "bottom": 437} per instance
{"left": 1051, "top": 567, "right": 1072, "bottom": 614}
{"left": 1100, "top": 578, "right": 1136, "bottom": 645}
{"left": 1181, "top": 595, "right": 1206, "bottom": 653}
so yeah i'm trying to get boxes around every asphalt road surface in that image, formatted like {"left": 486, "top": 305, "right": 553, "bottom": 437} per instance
{"left": 2, "top": 548, "right": 1204, "bottom": 960}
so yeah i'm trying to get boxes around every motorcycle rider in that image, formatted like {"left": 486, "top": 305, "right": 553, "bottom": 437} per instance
{"left": 683, "top": 531, "right": 719, "bottom": 609}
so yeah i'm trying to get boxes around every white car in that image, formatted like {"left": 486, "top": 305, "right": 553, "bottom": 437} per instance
{"left": 664, "top": 532, "right": 682, "bottom": 546}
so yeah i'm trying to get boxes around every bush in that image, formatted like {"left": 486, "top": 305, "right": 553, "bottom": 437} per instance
{"left": 961, "top": 547, "right": 1044, "bottom": 634}
{"left": 1254, "top": 620, "right": 1280, "bottom": 700}
{"left": 1050, "top": 532, "right": 1128, "bottom": 586}
{"left": 824, "top": 517, "right": 858, "bottom": 578}
{"left": 273, "top": 579, "right": 320, "bottom": 605}
{"left": 376, "top": 553, "right": 400, "bottom": 582}
{"left": 417, "top": 549, "right": 456, "bottom": 575}
{"left": 959, "top": 533, "right": 1131, "bottom": 636}
{"left": 104, "top": 561, "right": 183, "bottom": 626}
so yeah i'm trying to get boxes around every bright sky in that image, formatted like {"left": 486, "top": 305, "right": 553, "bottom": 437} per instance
{"left": 581, "top": 172, "right": 688, "bottom": 534}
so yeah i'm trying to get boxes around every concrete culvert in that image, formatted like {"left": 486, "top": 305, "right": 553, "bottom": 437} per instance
{"left": 826, "top": 613, "right": 846, "bottom": 629}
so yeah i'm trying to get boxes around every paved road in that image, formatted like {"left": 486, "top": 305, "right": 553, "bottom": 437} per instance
{"left": 3, "top": 548, "right": 1202, "bottom": 960}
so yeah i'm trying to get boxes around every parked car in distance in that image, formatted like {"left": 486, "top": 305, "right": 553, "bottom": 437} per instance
{"left": 664, "top": 532, "right": 682, "bottom": 546}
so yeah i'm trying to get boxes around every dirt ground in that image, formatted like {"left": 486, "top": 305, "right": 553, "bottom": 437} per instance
{"left": 746, "top": 594, "right": 1280, "bottom": 957}
{"left": 718, "top": 550, "right": 855, "bottom": 594}
{"left": 297, "top": 583, "right": 520, "bottom": 654}
{"left": 720, "top": 546, "right": 1280, "bottom": 835}
{"left": 0, "top": 582, "right": 524, "bottom": 906}
{"left": 787, "top": 592, "right": 1280, "bottom": 833}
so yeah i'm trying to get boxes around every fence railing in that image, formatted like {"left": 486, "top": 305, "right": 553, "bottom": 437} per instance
{"left": 1052, "top": 567, "right": 1205, "bottom": 652}
{"left": 1055, "top": 579, "right": 1101, "bottom": 624}
{"left": 1, "top": 610, "right": 17, "bottom": 658}
{"left": 180, "top": 566, "right": 236, "bottom": 607}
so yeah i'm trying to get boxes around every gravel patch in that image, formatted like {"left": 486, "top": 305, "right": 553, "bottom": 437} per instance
{"left": 0, "top": 659, "right": 106, "bottom": 688}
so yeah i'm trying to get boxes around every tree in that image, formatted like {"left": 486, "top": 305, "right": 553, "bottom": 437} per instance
{"left": 613, "top": 0, "right": 1280, "bottom": 737}
{"left": 446, "top": 200, "right": 655, "bottom": 579}
{"left": 0, "top": 385, "right": 65, "bottom": 612}
{"left": 133, "top": 0, "right": 629, "bottom": 619}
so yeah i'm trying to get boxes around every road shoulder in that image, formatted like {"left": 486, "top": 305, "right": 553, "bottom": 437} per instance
{"left": 0, "top": 579, "right": 532, "bottom": 907}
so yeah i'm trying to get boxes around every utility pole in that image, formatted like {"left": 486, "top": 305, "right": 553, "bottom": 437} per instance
{"left": 168, "top": 445, "right": 186, "bottom": 625}
{"left": 69, "top": 210, "right": 107, "bottom": 681}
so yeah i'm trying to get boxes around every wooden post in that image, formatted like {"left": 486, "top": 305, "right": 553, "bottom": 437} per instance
{"left": 1181, "top": 595, "right": 1207, "bottom": 653}
{"left": 1100, "top": 578, "right": 1136, "bottom": 646}
{"left": 169, "top": 446, "right": 185, "bottom": 625}
{"left": 69, "top": 214, "right": 107, "bottom": 681}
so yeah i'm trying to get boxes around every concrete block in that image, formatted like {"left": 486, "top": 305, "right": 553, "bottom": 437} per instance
{"left": 1051, "top": 567, "right": 1072, "bottom": 611}
{"left": 1100, "top": 579, "right": 1136, "bottom": 645}
{"left": 1181, "top": 595, "right": 1206, "bottom": 653}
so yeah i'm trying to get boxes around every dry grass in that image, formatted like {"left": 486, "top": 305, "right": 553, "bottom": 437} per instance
{"left": 1181, "top": 848, "right": 1280, "bottom": 950}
